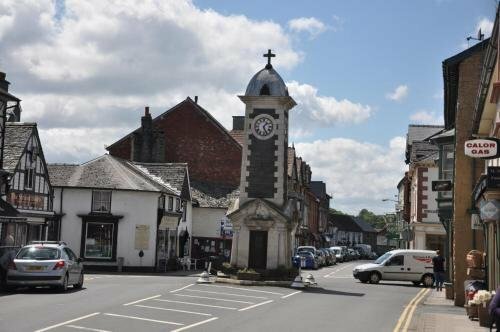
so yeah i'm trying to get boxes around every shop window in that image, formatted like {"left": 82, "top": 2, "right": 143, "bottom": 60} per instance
{"left": 92, "top": 190, "right": 112, "bottom": 213}
{"left": 83, "top": 222, "right": 115, "bottom": 260}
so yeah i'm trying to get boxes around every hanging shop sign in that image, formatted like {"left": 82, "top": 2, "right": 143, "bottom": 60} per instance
{"left": 471, "top": 213, "right": 483, "bottom": 230}
{"left": 464, "top": 138, "right": 500, "bottom": 159}
{"left": 432, "top": 180, "right": 453, "bottom": 192}
{"left": 480, "top": 199, "right": 500, "bottom": 221}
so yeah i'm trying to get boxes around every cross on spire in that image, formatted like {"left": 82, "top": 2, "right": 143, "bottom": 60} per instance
{"left": 263, "top": 49, "right": 275, "bottom": 69}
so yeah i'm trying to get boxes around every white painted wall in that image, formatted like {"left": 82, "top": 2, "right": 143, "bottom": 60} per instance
{"left": 54, "top": 187, "right": 160, "bottom": 267}
{"left": 192, "top": 207, "right": 227, "bottom": 238}
{"left": 422, "top": 167, "right": 440, "bottom": 223}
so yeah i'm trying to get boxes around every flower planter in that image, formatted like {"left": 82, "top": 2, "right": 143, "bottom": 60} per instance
{"left": 236, "top": 271, "right": 261, "bottom": 281}
{"left": 466, "top": 304, "right": 479, "bottom": 320}
{"left": 478, "top": 301, "right": 492, "bottom": 327}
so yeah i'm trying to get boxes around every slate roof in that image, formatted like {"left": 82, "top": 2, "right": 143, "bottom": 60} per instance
{"left": 353, "top": 217, "right": 377, "bottom": 233}
{"left": 48, "top": 155, "right": 177, "bottom": 194}
{"left": 410, "top": 141, "right": 439, "bottom": 163}
{"left": 190, "top": 180, "right": 239, "bottom": 208}
{"left": 132, "top": 162, "right": 188, "bottom": 197}
{"left": 405, "top": 125, "right": 443, "bottom": 164}
{"left": 3, "top": 123, "right": 35, "bottom": 173}
{"left": 329, "top": 214, "right": 362, "bottom": 232}
{"left": 310, "top": 181, "right": 328, "bottom": 199}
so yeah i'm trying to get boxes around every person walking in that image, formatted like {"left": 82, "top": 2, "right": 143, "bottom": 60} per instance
{"left": 432, "top": 249, "right": 445, "bottom": 291}
{"left": 489, "top": 287, "right": 500, "bottom": 332}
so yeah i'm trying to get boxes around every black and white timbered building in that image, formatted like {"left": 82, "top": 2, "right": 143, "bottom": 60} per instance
{"left": 3, "top": 122, "right": 54, "bottom": 244}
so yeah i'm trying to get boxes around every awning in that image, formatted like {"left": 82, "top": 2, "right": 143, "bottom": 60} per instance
{"left": 0, "top": 198, "right": 26, "bottom": 223}
{"left": 159, "top": 216, "right": 179, "bottom": 230}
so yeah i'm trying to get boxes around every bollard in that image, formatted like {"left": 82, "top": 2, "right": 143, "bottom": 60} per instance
{"left": 304, "top": 273, "right": 317, "bottom": 286}
{"left": 291, "top": 256, "right": 305, "bottom": 288}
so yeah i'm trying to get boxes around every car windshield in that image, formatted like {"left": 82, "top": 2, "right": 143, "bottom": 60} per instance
{"left": 374, "top": 252, "right": 392, "bottom": 264}
{"left": 298, "top": 247, "right": 314, "bottom": 254}
{"left": 17, "top": 247, "right": 60, "bottom": 260}
{"left": 298, "top": 252, "right": 312, "bottom": 257}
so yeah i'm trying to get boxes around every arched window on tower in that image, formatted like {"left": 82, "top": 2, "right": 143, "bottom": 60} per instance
{"left": 259, "top": 84, "right": 270, "bottom": 96}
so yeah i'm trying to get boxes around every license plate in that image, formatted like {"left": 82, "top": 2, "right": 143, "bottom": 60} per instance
{"left": 26, "top": 266, "right": 44, "bottom": 271}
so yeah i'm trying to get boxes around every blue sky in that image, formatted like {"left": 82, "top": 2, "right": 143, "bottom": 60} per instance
{"left": 0, "top": 0, "right": 496, "bottom": 214}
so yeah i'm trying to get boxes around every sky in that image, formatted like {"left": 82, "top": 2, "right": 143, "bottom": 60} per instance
{"left": 0, "top": 0, "right": 497, "bottom": 214}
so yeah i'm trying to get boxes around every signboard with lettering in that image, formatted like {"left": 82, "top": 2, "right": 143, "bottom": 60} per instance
{"left": 471, "top": 214, "right": 483, "bottom": 230}
{"left": 464, "top": 138, "right": 500, "bottom": 159}
{"left": 8, "top": 192, "right": 45, "bottom": 210}
{"left": 134, "top": 224, "right": 150, "bottom": 250}
{"left": 432, "top": 180, "right": 453, "bottom": 192}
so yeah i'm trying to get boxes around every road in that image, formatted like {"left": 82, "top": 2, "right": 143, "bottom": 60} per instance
{"left": 0, "top": 261, "right": 422, "bottom": 332}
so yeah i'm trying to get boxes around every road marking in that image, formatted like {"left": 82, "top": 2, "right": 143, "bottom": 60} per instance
{"left": 66, "top": 325, "right": 111, "bottom": 332}
{"left": 170, "top": 317, "right": 219, "bottom": 332}
{"left": 401, "top": 289, "right": 430, "bottom": 331}
{"left": 35, "top": 312, "right": 101, "bottom": 332}
{"left": 185, "top": 289, "right": 268, "bottom": 299}
{"left": 281, "top": 290, "right": 302, "bottom": 299}
{"left": 170, "top": 284, "right": 194, "bottom": 293}
{"left": 123, "top": 294, "right": 161, "bottom": 306}
{"left": 392, "top": 288, "right": 428, "bottom": 332}
{"left": 154, "top": 299, "right": 238, "bottom": 310}
{"left": 175, "top": 294, "right": 254, "bottom": 304}
{"left": 103, "top": 313, "right": 183, "bottom": 326}
{"left": 323, "top": 263, "right": 355, "bottom": 278}
{"left": 238, "top": 300, "right": 273, "bottom": 312}
{"left": 134, "top": 304, "right": 212, "bottom": 316}
{"left": 199, "top": 284, "right": 285, "bottom": 295}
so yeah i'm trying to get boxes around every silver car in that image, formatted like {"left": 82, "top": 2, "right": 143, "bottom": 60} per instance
{"left": 6, "top": 241, "right": 84, "bottom": 291}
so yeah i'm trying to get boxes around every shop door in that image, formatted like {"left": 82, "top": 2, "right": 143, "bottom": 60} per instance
{"left": 248, "top": 231, "right": 267, "bottom": 269}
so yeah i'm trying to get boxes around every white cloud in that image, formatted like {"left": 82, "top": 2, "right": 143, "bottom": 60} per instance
{"left": 410, "top": 110, "right": 443, "bottom": 125}
{"left": 288, "top": 17, "right": 327, "bottom": 39}
{"left": 295, "top": 136, "right": 407, "bottom": 215}
{"left": 386, "top": 84, "right": 408, "bottom": 101}
{"left": 476, "top": 17, "right": 494, "bottom": 38}
{"left": 287, "top": 81, "right": 372, "bottom": 125}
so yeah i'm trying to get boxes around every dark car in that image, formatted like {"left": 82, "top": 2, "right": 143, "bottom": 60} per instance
{"left": 292, "top": 251, "right": 318, "bottom": 270}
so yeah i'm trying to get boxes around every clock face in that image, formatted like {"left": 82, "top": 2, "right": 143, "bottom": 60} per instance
{"left": 252, "top": 115, "right": 275, "bottom": 139}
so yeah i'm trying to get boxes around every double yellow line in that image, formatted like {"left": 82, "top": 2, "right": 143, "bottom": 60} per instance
{"left": 393, "top": 288, "right": 430, "bottom": 332}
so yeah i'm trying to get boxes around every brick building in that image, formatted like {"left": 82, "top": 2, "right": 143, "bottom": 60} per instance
{"left": 107, "top": 97, "right": 242, "bottom": 187}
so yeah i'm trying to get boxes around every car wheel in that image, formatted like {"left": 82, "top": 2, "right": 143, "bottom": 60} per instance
{"left": 369, "top": 272, "right": 381, "bottom": 284}
{"left": 73, "top": 272, "right": 84, "bottom": 289}
{"left": 412, "top": 281, "right": 421, "bottom": 286}
{"left": 59, "top": 274, "right": 69, "bottom": 292}
{"left": 422, "top": 274, "right": 434, "bottom": 288}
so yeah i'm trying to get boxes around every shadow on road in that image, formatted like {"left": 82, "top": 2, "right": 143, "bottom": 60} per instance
{"left": 304, "top": 287, "right": 365, "bottom": 297}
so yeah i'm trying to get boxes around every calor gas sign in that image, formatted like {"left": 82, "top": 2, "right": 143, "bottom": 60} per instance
{"left": 464, "top": 138, "right": 499, "bottom": 159}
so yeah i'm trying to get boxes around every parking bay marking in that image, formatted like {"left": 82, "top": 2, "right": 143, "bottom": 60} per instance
{"left": 238, "top": 300, "right": 274, "bottom": 312}
{"left": 134, "top": 304, "right": 213, "bottom": 317}
{"left": 35, "top": 312, "right": 101, "bottom": 332}
{"left": 185, "top": 288, "right": 268, "bottom": 299}
{"left": 154, "top": 299, "right": 238, "bottom": 310}
{"left": 170, "top": 317, "right": 219, "bottom": 332}
{"left": 123, "top": 294, "right": 161, "bottom": 306}
{"left": 103, "top": 313, "right": 183, "bottom": 326}
{"left": 323, "top": 263, "right": 356, "bottom": 278}
{"left": 174, "top": 294, "right": 255, "bottom": 304}
{"left": 281, "top": 291, "right": 302, "bottom": 299}
{"left": 170, "top": 284, "right": 194, "bottom": 293}
{"left": 66, "top": 325, "right": 111, "bottom": 332}
{"left": 199, "top": 284, "right": 285, "bottom": 296}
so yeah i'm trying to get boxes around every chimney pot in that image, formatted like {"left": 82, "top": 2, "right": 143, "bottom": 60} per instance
{"left": 145, "top": 106, "right": 150, "bottom": 116}
{"left": 194, "top": 96, "right": 198, "bottom": 104}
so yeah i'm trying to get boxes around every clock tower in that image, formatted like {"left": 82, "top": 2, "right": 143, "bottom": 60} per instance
{"left": 228, "top": 50, "right": 297, "bottom": 270}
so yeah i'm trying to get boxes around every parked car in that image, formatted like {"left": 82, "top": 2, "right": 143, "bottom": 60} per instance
{"left": 330, "top": 246, "right": 345, "bottom": 262}
{"left": 347, "top": 248, "right": 358, "bottom": 261}
{"left": 325, "top": 248, "right": 337, "bottom": 265}
{"left": 6, "top": 241, "right": 84, "bottom": 291}
{"left": 292, "top": 251, "right": 318, "bottom": 270}
{"left": 352, "top": 249, "right": 436, "bottom": 286}
{"left": 297, "top": 246, "right": 323, "bottom": 266}
{"left": 319, "top": 248, "right": 334, "bottom": 266}
{"left": 353, "top": 244, "right": 372, "bottom": 259}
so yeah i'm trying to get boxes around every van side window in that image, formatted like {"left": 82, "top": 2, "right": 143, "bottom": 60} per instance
{"left": 387, "top": 255, "right": 404, "bottom": 266}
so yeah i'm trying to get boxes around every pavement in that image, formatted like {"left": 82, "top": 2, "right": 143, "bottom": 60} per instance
{"left": 407, "top": 289, "right": 490, "bottom": 332}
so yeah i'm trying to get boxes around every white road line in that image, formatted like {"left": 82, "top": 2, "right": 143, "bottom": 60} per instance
{"left": 154, "top": 299, "right": 238, "bottom": 310}
{"left": 134, "top": 304, "right": 212, "bottom": 316}
{"left": 174, "top": 294, "right": 254, "bottom": 304}
{"left": 66, "top": 325, "right": 112, "bottom": 332}
{"left": 170, "top": 284, "right": 194, "bottom": 293}
{"left": 198, "top": 284, "right": 284, "bottom": 295}
{"left": 123, "top": 294, "right": 161, "bottom": 306}
{"left": 238, "top": 300, "right": 273, "bottom": 312}
{"left": 323, "top": 264, "right": 355, "bottom": 278}
{"left": 185, "top": 289, "right": 268, "bottom": 299}
{"left": 331, "top": 276, "right": 354, "bottom": 279}
{"left": 170, "top": 317, "right": 219, "bottom": 332}
{"left": 281, "top": 290, "right": 302, "bottom": 299}
{"left": 34, "top": 312, "right": 101, "bottom": 332}
{"left": 103, "top": 313, "right": 183, "bottom": 326}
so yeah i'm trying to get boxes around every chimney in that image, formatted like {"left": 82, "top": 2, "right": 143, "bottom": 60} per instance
{"left": 232, "top": 116, "right": 245, "bottom": 131}
{"left": 140, "top": 106, "right": 153, "bottom": 162}
{"left": 194, "top": 96, "right": 198, "bottom": 104}
{"left": 0, "top": 72, "right": 10, "bottom": 92}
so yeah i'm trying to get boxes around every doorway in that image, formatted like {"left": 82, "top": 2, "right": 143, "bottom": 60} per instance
{"left": 248, "top": 230, "right": 268, "bottom": 269}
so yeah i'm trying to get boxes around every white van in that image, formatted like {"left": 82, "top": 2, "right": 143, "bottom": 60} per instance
{"left": 352, "top": 249, "right": 436, "bottom": 286}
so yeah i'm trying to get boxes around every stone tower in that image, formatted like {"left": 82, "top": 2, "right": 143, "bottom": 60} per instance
{"left": 228, "top": 50, "right": 297, "bottom": 270}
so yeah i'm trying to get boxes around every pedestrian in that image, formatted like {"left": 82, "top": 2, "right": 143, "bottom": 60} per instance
{"left": 432, "top": 249, "right": 445, "bottom": 291}
{"left": 489, "top": 287, "right": 500, "bottom": 332}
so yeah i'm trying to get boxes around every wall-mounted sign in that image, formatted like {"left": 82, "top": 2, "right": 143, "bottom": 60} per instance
{"left": 8, "top": 192, "right": 44, "bottom": 210}
{"left": 464, "top": 138, "right": 500, "bottom": 159}
{"left": 432, "top": 180, "right": 453, "bottom": 192}
{"left": 134, "top": 224, "right": 150, "bottom": 250}
{"left": 480, "top": 200, "right": 500, "bottom": 221}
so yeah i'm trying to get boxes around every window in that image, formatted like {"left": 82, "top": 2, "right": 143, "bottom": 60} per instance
{"left": 176, "top": 198, "right": 181, "bottom": 212}
{"left": 24, "top": 168, "right": 35, "bottom": 190}
{"left": 440, "top": 144, "right": 454, "bottom": 198}
{"left": 84, "top": 222, "right": 114, "bottom": 259}
{"left": 92, "top": 190, "right": 112, "bottom": 213}
{"left": 158, "top": 195, "right": 165, "bottom": 210}
{"left": 168, "top": 196, "right": 173, "bottom": 211}
{"left": 387, "top": 255, "right": 404, "bottom": 266}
